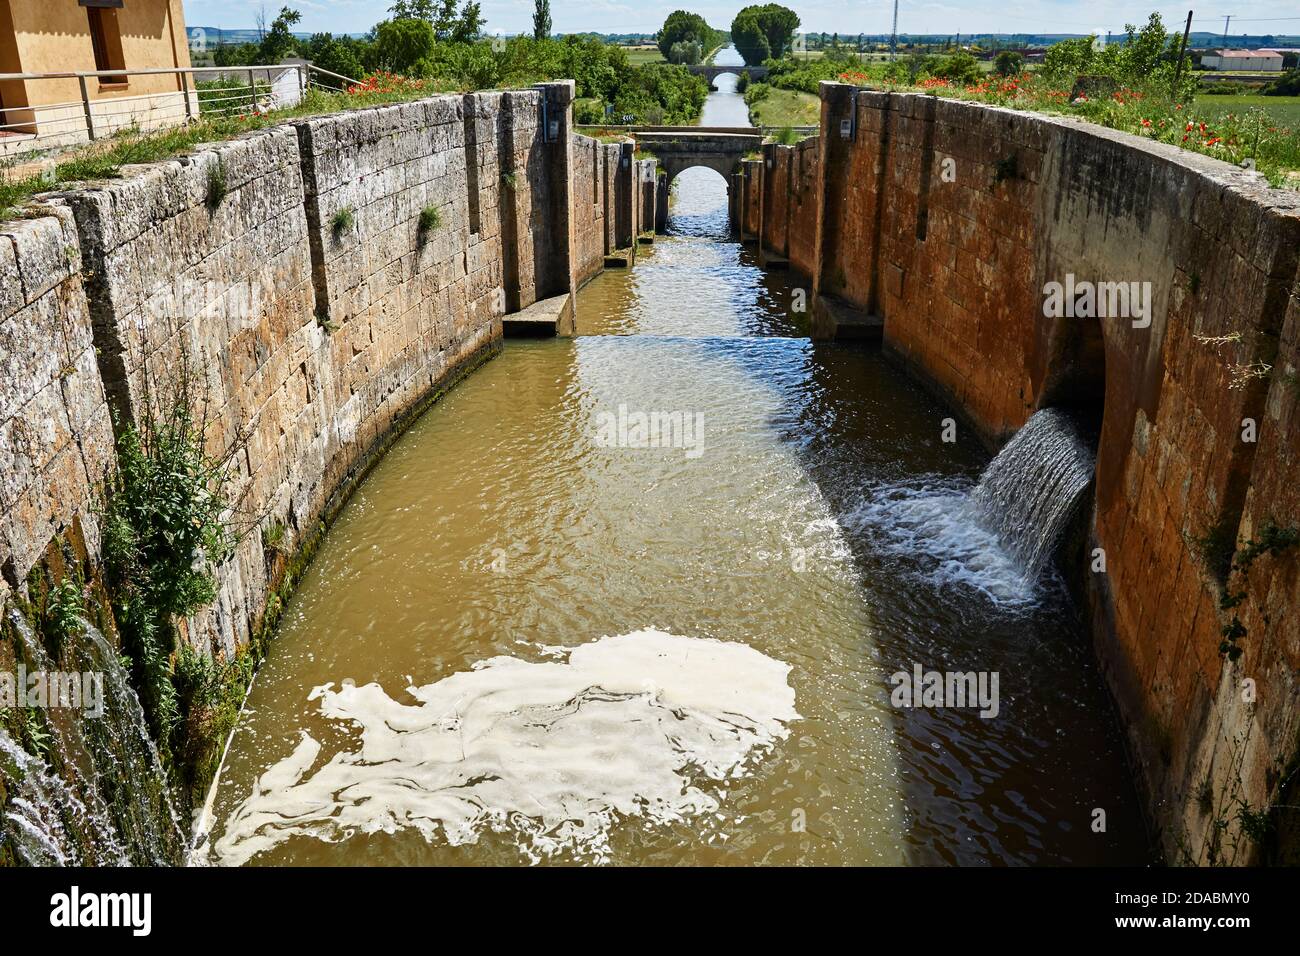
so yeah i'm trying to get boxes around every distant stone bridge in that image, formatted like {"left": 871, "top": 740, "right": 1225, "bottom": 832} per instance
{"left": 688, "top": 64, "right": 769, "bottom": 89}
{"left": 629, "top": 127, "right": 765, "bottom": 186}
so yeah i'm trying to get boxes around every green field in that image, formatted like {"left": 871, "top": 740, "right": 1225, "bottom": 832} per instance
{"left": 747, "top": 88, "right": 821, "bottom": 127}
{"left": 624, "top": 45, "right": 666, "bottom": 66}
{"left": 1193, "top": 94, "right": 1300, "bottom": 129}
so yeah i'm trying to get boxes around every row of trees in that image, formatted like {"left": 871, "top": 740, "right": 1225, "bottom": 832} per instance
{"left": 731, "top": 4, "right": 800, "bottom": 66}
{"left": 212, "top": 5, "right": 708, "bottom": 125}
{"left": 656, "top": 10, "right": 726, "bottom": 66}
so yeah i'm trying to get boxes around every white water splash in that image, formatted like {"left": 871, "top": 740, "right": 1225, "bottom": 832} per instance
{"left": 850, "top": 478, "right": 1040, "bottom": 605}
{"left": 211, "top": 629, "right": 799, "bottom": 866}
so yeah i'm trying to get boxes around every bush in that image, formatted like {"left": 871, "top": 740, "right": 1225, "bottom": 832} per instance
{"left": 101, "top": 368, "right": 236, "bottom": 759}
{"left": 668, "top": 40, "right": 703, "bottom": 65}
{"left": 932, "top": 51, "right": 982, "bottom": 85}
{"left": 994, "top": 51, "right": 1024, "bottom": 77}
{"left": 1262, "top": 70, "right": 1300, "bottom": 97}
{"left": 372, "top": 18, "right": 437, "bottom": 75}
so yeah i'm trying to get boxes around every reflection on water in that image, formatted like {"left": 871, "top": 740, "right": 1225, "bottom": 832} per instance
{"left": 206, "top": 84, "right": 1151, "bottom": 867}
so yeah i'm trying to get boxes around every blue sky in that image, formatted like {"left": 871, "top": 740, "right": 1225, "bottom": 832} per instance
{"left": 179, "top": 1, "right": 1300, "bottom": 39}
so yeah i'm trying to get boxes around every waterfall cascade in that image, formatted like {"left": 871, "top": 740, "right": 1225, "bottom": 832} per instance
{"left": 0, "top": 609, "right": 184, "bottom": 866}
{"left": 971, "top": 407, "right": 1096, "bottom": 578}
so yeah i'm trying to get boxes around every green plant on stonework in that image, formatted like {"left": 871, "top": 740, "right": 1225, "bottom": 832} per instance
{"left": 205, "top": 159, "right": 228, "bottom": 212}
{"left": 1191, "top": 512, "right": 1237, "bottom": 582}
{"left": 771, "top": 125, "right": 798, "bottom": 146}
{"left": 501, "top": 171, "right": 517, "bottom": 190}
{"left": 169, "top": 645, "right": 254, "bottom": 797}
{"left": 261, "top": 520, "right": 288, "bottom": 556}
{"left": 42, "top": 574, "right": 85, "bottom": 651}
{"left": 331, "top": 205, "right": 355, "bottom": 240}
{"left": 100, "top": 364, "right": 239, "bottom": 776}
{"left": 21, "top": 707, "right": 51, "bottom": 760}
{"left": 1237, "top": 800, "right": 1272, "bottom": 845}
{"left": 1217, "top": 519, "right": 1300, "bottom": 661}
{"left": 417, "top": 204, "right": 442, "bottom": 242}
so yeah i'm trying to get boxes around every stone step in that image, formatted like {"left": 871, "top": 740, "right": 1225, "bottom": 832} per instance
{"left": 502, "top": 293, "right": 572, "bottom": 338}
{"left": 811, "top": 294, "right": 883, "bottom": 341}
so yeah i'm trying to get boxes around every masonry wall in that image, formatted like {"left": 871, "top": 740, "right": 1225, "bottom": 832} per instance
{"left": 787, "top": 138, "right": 819, "bottom": 279}
{"left": 804, "top": 83, "right": 1300, "bottom": 862}
{"left": 0, "top": 209, "right": 114, "bottom": 592}
{"left": 569, "top": 134, "right": 608, "bottom": 286}
{"left": 0, "top": 86, "right": 587, "bottom": 667}
{"left": 760, "top": 144, "right": 790, "bottom": 262}
{"left": 638, "top": 160, "right": 657, "bottom": 236}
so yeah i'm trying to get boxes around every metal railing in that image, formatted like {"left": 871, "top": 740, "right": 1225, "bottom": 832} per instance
{"left": 0, "top": 63, "right": 358, "bottom": 160}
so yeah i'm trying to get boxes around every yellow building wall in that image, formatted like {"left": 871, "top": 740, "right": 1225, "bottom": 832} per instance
{"left": 2, "top": 0, "right": 193, "bottom": 143}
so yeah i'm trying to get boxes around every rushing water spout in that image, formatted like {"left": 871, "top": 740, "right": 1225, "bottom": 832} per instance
{"left": 0, "top": 609, "right": 184, "bottom": 866}
{"left": 971, "top": 408, "right": 1095, "bottom": 578}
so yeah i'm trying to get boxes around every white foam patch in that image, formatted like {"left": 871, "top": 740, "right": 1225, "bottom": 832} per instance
{"left": 211, "top": 629, "right": 799, "bottom": 865}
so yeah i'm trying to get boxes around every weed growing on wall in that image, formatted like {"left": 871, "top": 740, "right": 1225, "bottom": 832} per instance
{"left": 205, "top": 159, "right": 228, "bottom": 212}
{"left": 100, "top": 365, "right": 241, "bottom": 794}
{"left": 417, "top": 205, "right": 442, "bottom": 243}
{"left": 331, "top": 205, "right": 355, "bottom": 241}
{"left": 1218, "top": 520, "right": 1299, "bottom": 661}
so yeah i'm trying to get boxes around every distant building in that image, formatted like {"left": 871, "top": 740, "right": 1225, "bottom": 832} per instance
{"left": 0, "top": 0, "right": 195, "bottom": 155}
{"left": 1200, "top": 49, "right": 1284, "bottom": 71}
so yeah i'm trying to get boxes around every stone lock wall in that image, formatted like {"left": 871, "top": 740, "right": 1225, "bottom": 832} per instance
{"left": 731, "top": 81, "right": 1300, "bottom": 862}
{"left": 0, "top": 209, "right": 114, "bottom": 594}
{"left": 0, "top": 83, "right": 590, "bottom": 666}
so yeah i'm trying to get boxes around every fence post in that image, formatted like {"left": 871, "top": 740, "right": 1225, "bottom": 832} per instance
{"left": 247, "top": 68, "right": 256, "bottom": 109}
{"left": 180, "top": 70, "right": 194, "bottom": 122}
{"left": 78, "top": 74, "right": 96, "bottom": 141}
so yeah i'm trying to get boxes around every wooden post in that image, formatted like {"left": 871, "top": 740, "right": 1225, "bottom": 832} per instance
{"left": 78, "top": 74, "right": 95, "bottom": 141}
{"left": 180, "top": 70, "right": 194, "bottom": 122}
{"left": 1173, "top": 11, "right": 1193, "bottom": 102}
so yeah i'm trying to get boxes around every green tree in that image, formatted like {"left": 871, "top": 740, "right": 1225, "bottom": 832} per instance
{"left": 731, "top": 11, "right": 770, "bottom": 66}
{"left": 533, "top": 0, "right": 551, "bottom": 41}
{"left": 258, "top": 6, "right": 302, "bottom": 63}
{"left": 994, "top": 50, "right": 1024, "bottom": 77}
{"left": 373, "top": 17, "right": 437, "bottom": 74}
{"left": 658, "top": 10, "right": 713, "bottom": 61}
{"left": 305, "top": 33, "right": 367, "bottom": 80}
{"left": 450, "top": 1, "right": 484, "bottom": 43}
{"left": 388, "top": 0, "right": 435, "bottom": 19}
{"left": 668, "top": 39, "right": 703, "bottom": 65}
{"left": 731, "top": 4, "right": 799, "bottom": 63}
{"left": 932, "top": 51, "right": 981, "bottom": 84}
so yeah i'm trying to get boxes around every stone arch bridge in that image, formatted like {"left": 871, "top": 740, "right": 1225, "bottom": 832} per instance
{"left": 688, "top": 64, "right": 769, "bottom": 89}
{"left": 628, "top": 127, "right": 765, "bottom": 230}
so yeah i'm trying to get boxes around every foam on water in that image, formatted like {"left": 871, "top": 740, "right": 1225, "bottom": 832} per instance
{"left": 850, "top": 477, "right": 1040, "bottom": 606}
{"left": 848, "top": 409, "right": 1095, "bottom": 607}
{"left": 210, "top": 629, "right": 799, "bottom": 865}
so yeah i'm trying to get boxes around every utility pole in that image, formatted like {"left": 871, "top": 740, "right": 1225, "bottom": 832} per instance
{"left": 1222, "top": 15, "right": 1231, "bottom": 42}
{"left": 890, "top": 0, "right": 899, "bottom": 61}
{"left": 1172, "top": 10, "right": 1193, "bottom": 101}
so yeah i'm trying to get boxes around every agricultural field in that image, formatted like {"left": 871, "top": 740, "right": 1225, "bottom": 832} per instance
{"left": 625, "top": 45, "right": 666, "bottom": 66}
{"left": 1194, "top": 93, "right": 1300, "bottom": 128}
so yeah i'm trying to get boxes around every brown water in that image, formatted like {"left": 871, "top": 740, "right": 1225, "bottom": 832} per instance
{"left": 202, "top": 71, "right": 1151, "bottom": 867}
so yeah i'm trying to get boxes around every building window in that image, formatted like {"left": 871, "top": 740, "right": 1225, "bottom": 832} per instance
{"left": 87, "top": 7, "right": 127, "bottom": 84}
